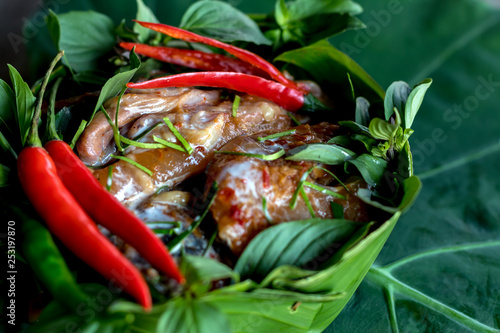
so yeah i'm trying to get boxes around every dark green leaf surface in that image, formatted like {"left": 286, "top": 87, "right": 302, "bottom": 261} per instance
{"left": 49, "top": 11, "right": 116, "bottom": 72}
{"left": 134, "top": 0, "right": 159, "bottom": 42}
{"left": 286, "top": 143, "right": 356, "bottom": 164}
{"left": 8, "top": 65, "right": 36, "bottom": 146}
{"left": 347, "top": 153, "right": 388, "bottom": 187}
{"left": 180, "top": 0, "right": 271, "bottom": 45}
{"left": 328, "top": 0, "right": 500, "bottom": 331}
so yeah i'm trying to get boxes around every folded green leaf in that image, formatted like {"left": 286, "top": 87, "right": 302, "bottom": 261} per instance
{"left": 180, "top": 0, "right": 271, "bottom": 45}
{"left": 286, "top": 143, "right": 356, "bottom": 164}
{"left": 235, "top": 219, "right": 360, "bottom": 281}
{"left": 181, "top": 254, "right": 239, "bottom": 287}
{"left": 404, "top": 78, "right": 433, "bottom": 129}
{"left": 347, "top": 153, "right": 388, "bottom": 187}
{"left": 368, "top": 117, "right": 399, "bottom": 141}
{"left": 47, "top": 10, "right": 116, "bottom": 72}
{"left": 355, "top": 96, "right": 370, "bottom": 126}
{"left": 384, "top": 81, "right": 411, "bottom": 120}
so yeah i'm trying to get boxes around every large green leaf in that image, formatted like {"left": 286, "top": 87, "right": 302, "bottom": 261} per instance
{"left": 328, "top": 0, "right": 500, "bottom": 331}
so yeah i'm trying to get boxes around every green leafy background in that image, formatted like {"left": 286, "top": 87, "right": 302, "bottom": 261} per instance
{"left": 3, "top": 0, "right": 500, "bottom": 332}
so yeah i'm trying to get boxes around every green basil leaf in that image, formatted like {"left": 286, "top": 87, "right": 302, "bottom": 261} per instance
{"left": 48, "top": 11, "right": 115, "bottom": 72}
{"left": 355, "top": 96, "right": 370, "bottom": 126}
{"left": 275, "top": 0, "right": 290, "bottom": 27}
{"left": 235, "top": 219, "right": 360, "bottom": 281}
{"left": 275, "top": 40, "right": 384, "bottom": 103}
{"left": 396, "top": 175, "right": 422, "bottom": 213}
{"left": 347, "top": 153, "right": 388, "bottom": 187}
{"left": 134, "top": 0, "right": 160, "bottom": 43}
{"left": 384, "top": 81, "right": 411, "bottom": 120}
{"left": 368, "top": 117, "right": 399, "bottom": 141}
{"left": 180, "top": 0, "right": 271, "bottom": 45}
{"left": 338, "top": 120, "right": 372, "bottom": 136}
{"left": 156, "top": 298, "right": 232, "bottom": 333}
{"left": 91, "top": 50, "right": 141, "bottom": 121}
{"left": 404, "top": 78, "right": 433, "bottom": 129}
{"left": 8, "top": 65, "right": 36, "bottom": 146}
{"left": 181, "top": 254, "right": 239, "bottom": 286}
{"left": 286, "top": 143, "right": 356, "bottom": 164}
{"left": 286, "top": 0, "right": 363, "bottom": 21}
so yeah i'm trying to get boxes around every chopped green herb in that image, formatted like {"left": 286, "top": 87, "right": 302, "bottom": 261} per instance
{"left": 69, "top": 119, "right": 88, "bottom": 149}
{"left": 152, "top": 229, "right": 176, "bottom": 235}
{"left": 131, "top": 123, "right": 161, "bottom": 142}
{"left": 303, "top": 181, "right": 346, "bottom": 199}
{"left": 152, "top": 135, "right": 187, "bottom": 152}
{"left": 287, "top": 112, "right": 300, "bottom": 126}
{"left": 232, "top": 95, "right": 241, "bottom": 117}
{"left": 120, "top": 135, "right": 170, "bottom": 149}
{"left": 257, "top": 129, "right": 296, "bottom": 142}
{"left": 262, "top": 196, "right": 273, "bottom": 224}
{"left": 290, "top": 167, "right": 315, "bottom": 210}
{"left": 110, "top": 154, "right": 152, "bottom": 176}
{"left": 145, "top": 221, "right": 182, "bottom": 228}
{"left": 300, "top": 188, "right": 315, "bottom": 218}
{"left": 101, "top": 106, "right": 124, "bottom": 152}
{"left": 106, "top": 165, "right": 114, "bottom": 191}
{"left": 215, "top": 149, "right": 285, "bottom": 161}
{"left": 163, "top": 117, "right": 193, "bottom": 155}
{"left": 203, "top": 227, "right": 218, "bottom": 256}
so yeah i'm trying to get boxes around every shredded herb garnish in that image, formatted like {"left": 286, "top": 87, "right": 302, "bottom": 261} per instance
{"left": 257, "top": 129, "right": 296, "bottom": 142}
{"left": 262, "top": 196, "right": 273, "bottom": 224}
{"left": 167, "top": 182, "right": 218, "bottom": 251}
{"left": 120, "top": 135, "right": 170, "bottom": 149}
{"left": 110, "top": 154, "right": 152, "bottom": 176}
{"left": 290, "top": 167, "right": 315, "bottom": 209}
{"left": 203, "top": 227, "right": 218, "bottom": 256}
{"left": 300, "top": 188, "right": 316, "bottom": 218}
{"left": 115, "top": 85, "right": 127, "bottom": 130}
{"left": 232, "top": 95, "right": 241, "bottom": 117}
{"left": 303, "top": 181, "right": 346, "bottom": 199}
{"left": 69, "top": 119, "right": 87, "bottom": 149}
{"left": 131, "top": 123, "right": 161, "bottom": 142}
{"left": 152, "top": 135, "right": 187, "bottom": 152}
{"left": 163, "top": 117, "right": 193, "bottom": 155}
{"left": 146, "top": 221, "right": 182, "bottom": 227}
{"left": 106, "top": 165, "right": 114, "bottom": 191}
{"left": 287, "top": 112, "right": 300, "bottom": 126}
{"left": 102, "top": 106, "right": 124, "bottom": 152}
{"left": 214, "top": 149, "right": 285, "bottom": 161}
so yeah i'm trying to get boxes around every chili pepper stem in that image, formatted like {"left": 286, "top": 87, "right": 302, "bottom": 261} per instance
{"left": 26, "top": 50, "right": 64, "bottom": 148}
{"left": 47, "top": 77, "right": 64, "bottom": 141}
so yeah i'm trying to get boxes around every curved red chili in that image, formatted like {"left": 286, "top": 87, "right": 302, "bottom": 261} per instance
{"left": 17, "top": 146, "right": 152, "bottom": 309}
{"left": 127, "top": 71, "right": 305, "bottom": 111}
{"left": 134, "top": 20, "right": 299, "bottom": 90}
{"left": 120, "top": 42, "right": 268, "bottom": 78}
{"left": 45, "top": 139, "right": 185, "bottom": 284}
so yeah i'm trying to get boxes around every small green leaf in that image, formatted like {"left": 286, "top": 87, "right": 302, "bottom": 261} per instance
{"left": 49, "top": 11, "right": 115, "bottom": 72}
{"left": 384, "top": 81, "right": 411, "bottom": 120}
{"left": 8, "top": 65, "right": 36, "bottom": 146}
{"left": 404, "top": 78, "right": 433, "bottom": 129}
{"left": 91, "top": 50, "right": 141, "bottom": 121}
{"left": 134, "top": 0, "right": 160, "bottom": 43}
{"left": 180, "top": 0, "right": 271, "bottom": 45}
{"left": 235, "top": 218, "right": 360, "bottom": 281}
{"left": 368, "top": 117, "right": 399, "bottom": 141}
{"left": 275, "top": 0, "right": 290, "bottom": 27}
{"left": 338, "top": 120, "right": 372, "bottom": 136}
{"left": 347, "top": 154, "right": 388, "bottom": 187}
{"left": 355, "top": 96, "right": 370, "bottom": 126}
{"left": 286, "top": 143, "right": 356, "bottom": 165}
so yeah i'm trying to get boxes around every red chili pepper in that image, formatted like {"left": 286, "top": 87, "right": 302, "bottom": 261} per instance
{"left": 45, "top": 139, "right": 185, "bottom": 284}
{"left": 127, "top": 71, "right": 305, "bottom": 111}
{"left": 134, "top": 20, "right": 299, "bottom": 90}
{"left": 17, "top": 146, "right": 152, "bottom": 309}
{"left": 120, "top": 42, "right": 269, "bottom": 77}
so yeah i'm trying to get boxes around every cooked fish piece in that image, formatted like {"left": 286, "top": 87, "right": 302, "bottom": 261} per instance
{"left": 206, "top": 123, "right": 369, "bottom": 255}
{"left": 77, "top": 87, "right": 291, "bottom": 205}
